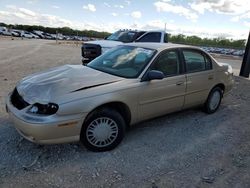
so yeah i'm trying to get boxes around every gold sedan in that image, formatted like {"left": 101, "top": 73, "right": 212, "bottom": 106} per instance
{"left": 6, "top": 43, "right": 234, "bottom": 152}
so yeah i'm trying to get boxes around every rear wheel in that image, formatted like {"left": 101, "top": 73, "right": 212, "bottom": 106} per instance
{"left": 81, "top": 108, "right": 126, "bottom": 152}
{"left": 204, "top": 87, "right": 223, "bottom": 114}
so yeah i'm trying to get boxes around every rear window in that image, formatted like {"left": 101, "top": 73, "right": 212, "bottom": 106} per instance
{"left": 136, "top": 32, "right": 161, "bottom": 42}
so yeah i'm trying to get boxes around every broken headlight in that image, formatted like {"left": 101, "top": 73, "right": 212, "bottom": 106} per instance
{"left": 28, "top": 103, "right": 59, "bottom": 115}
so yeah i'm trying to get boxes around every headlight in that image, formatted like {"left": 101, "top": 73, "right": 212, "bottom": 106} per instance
{"left": 28, "top": 103, "right": 59, "bottom": 115}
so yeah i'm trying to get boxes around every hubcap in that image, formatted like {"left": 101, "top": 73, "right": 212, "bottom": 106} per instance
{"left": 209, "top": 91, "right": 221, "bottom": 110}
{"left": 86, "top": 117, "right": 118, "bottom": 147}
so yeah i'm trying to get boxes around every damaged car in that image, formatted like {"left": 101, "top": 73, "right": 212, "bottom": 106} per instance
{"left": 6, "top": 43, "right": 234, "bottom": 152}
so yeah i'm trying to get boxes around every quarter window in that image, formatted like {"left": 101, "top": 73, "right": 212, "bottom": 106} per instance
{"left": 151, "top": 50, "right": 180, "bottom": 76}
{"left": 183, "top": 50, "right": 211, "bottom": 73}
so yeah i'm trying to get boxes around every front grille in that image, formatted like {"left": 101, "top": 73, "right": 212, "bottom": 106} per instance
{"left": 81, "top": 43, "right": 101, "bottom": 63}
{"left": 11, "top": 88, "right": 29, "bottom": 110}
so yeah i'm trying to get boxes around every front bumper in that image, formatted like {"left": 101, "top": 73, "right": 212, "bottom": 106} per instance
{"left": 6, "top": 94, "right": 87, "bottom": 144}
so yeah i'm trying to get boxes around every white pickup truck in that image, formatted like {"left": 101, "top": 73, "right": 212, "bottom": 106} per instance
{"left": 81, "top": 30, "right": 168, "bottom": 64}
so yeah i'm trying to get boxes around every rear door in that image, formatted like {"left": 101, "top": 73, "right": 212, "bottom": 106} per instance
{"left": 181, "top": 49, "right": 214, "bottom": 108}
{"left": 138, "top": 49, "right": 186, "bottom": 121}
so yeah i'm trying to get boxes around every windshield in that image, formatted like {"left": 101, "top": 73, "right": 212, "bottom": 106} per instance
{"left": 87, "top": 46, "right": 156, "bottom": 78}
{"left": 106, "top": 31, "right": 137, "bottom": 43}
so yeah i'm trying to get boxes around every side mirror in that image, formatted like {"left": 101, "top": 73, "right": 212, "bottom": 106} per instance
{"left": 142, "top": 70, "right": 165, "bottom": 81}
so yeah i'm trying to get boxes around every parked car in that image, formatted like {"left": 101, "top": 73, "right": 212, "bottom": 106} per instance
{"left": 201, "top": 46, "right": 244, "bottom": 57}
{"left": 0, "top": 26, "right": 6, "bottom": 34}
{"left": 232, "top": 50, "right": 245, "bottom": 56}
{"left": 81, "top": 29, "right": 168, "bottom": 64}
{"left": 20, "top": 31, "right": 39, "bottom": 39}
{"left": 57, "top": 33, "right": 65, "bottom": 40}
{"left": 11, "top": 30, "right": 21, "bottom": 37}
{"left": 32, "top": 30, "right": 46, "bottom": 39}
{"left": 6, "top": 43, "right": 233, "bottom": 152}
{"left": 0, "top": 26, "right": 11, "bottom": 36}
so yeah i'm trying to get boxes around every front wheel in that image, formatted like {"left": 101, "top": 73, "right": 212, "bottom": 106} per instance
{"left": 81, "top": 108, "right": 126, "bottom": 152}
{"left": 204, "top": 87, "right": 223, "bottom": 114}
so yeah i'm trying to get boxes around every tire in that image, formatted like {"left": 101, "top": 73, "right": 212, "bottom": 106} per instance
{"left": 81, "top": 108, "right": 126, "bottom": 152}
{"left": 204, "top": 87, "right": 223, "bottom": 114}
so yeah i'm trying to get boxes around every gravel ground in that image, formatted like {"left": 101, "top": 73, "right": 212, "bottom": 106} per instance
{"left": 0, "top": 39, "right": 250, "bottom": 188}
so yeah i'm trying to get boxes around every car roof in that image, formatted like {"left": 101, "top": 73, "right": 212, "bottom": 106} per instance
{"left": 122, "top": 42, "right": 201, "bottom": 51}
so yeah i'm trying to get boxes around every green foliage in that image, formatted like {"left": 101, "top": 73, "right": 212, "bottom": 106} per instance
{"left": 168, "top": 34, "right": 246, "bottom": 49}
{"left": 0, "top": 22, "right": 246, "bottom": 48}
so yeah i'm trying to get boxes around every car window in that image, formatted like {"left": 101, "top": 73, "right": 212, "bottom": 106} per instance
{"left": 106, "top": 31, "right": 137, "bottom": 43}
{"left": 164, "top": 33, "right": 168, "bottom": 43}
{"left": 151, "top": 50, "right": 180, "bottom": 76}
{"left": 136, "top": 32, "right": 161, "bottom": 42}
{"left": 87, "top": 46, "right": 156, "bottom": 78}
{"left": 183, "top": 50, "right": 209, "bottom": 73}
{"left": 134, "top": 31, "right": 146, "bottom": 40}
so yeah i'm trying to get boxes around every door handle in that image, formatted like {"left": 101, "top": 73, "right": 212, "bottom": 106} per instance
{"left": 208, "top": 75, "right": 214, "bottom": 80}
{"left": 176, "top": 81, "right": 184, "bottom": 86}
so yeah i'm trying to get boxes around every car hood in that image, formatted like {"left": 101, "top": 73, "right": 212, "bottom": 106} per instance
{"left": 16, "top": 65, "right": 123, "bottom": 104}
{"left": 86, "top": 40, "right": 123, "bottom": 48}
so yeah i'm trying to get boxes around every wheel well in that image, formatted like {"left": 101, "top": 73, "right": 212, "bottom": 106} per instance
{"left": 86, "top": 102, "right": 131, "bottom": 126}
{"left": 213, "top": 83, "right": 225, "bottom": 92}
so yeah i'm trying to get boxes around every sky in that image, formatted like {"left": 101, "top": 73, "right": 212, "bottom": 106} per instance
{"left": 0, "top": 0, "right": 249, "bottom": 39}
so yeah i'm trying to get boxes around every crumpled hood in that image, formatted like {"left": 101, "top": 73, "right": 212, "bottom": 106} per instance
{"left": 17, "top": 65, "right": 122, "bottom": 104}
{"left": 86, "top": 40, "right": 123, "bottom": 48}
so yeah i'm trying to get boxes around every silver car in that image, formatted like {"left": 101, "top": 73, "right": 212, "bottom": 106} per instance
{"left": 6, "top": 43, "right": 233, "bottom": 151}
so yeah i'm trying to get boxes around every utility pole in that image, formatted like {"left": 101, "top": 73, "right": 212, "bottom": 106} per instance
{"left": 240, "top": 31, "right": 250, "bottom": 78}
{"left": 56, "top": 30, "right": 58, "bottom": 44}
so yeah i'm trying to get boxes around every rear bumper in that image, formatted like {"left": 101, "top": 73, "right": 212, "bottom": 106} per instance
{"left": 6, "top": 94, "right": 87, "bottom": 144}
{"left": 224, "top": 74, "right": 234, "bottom": 95}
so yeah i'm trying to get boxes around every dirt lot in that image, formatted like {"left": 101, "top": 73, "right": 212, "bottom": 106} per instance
{"left": 0, "top": 39, "right": 250, "bottom": 188}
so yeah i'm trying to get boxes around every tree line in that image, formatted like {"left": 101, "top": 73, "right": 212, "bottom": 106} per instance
{"left": 0, "top": 22, "right": 246, "bottom": 49}
{"left": 0, "top": 23, "right": 110, "bottom": 38}
{"left": 168, "top": 34, "right": 246, "bottom": 49}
